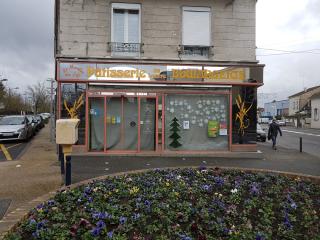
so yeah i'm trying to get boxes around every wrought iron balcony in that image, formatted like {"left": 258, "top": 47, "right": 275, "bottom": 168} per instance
{"left": 108, "top": 42, "right": 144, "bottom": 56}
{"left": 178, "top": 45, "right": 213, "bottom": 58}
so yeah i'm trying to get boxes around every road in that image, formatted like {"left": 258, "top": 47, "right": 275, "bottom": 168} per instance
{"left": 261, "top": 125, "right": 320, "bottom": 157}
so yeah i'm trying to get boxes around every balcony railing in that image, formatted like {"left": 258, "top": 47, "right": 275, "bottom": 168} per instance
{"left": 108, "top": 42, "right": 144, "bottom": 56}
{"left": 178, "top": 45, "right": 213, "bottom": 58}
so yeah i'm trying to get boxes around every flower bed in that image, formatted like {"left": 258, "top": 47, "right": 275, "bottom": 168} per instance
{"left": 4, "top": 168, "right": 320, "bottom": 240}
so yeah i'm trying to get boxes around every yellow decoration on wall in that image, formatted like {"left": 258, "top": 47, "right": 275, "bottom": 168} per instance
{"left": 64, "top": 93, "right": 84, "bottom": 119}
{"left": 235, "top": 94, "right": 253, "bottom": 136}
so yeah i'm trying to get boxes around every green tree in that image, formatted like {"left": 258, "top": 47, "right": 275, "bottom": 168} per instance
{"left": 169, "top": 117, "right": 182, "bottom": 148}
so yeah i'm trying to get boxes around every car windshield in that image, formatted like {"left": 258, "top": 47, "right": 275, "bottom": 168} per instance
{"left": 0, "top": 116, "right": 25, "bottom": 125}
{"left": 26, "top": 116, "right": 33, "bottom": 122}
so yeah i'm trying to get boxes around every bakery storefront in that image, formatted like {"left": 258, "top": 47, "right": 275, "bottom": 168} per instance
{"left": 57, "top": 61, "right": 263, "bottom": 154}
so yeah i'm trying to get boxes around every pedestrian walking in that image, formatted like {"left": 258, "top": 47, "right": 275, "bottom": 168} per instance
{"left": 268, "top": 119, "right": 282, "bottom": 150}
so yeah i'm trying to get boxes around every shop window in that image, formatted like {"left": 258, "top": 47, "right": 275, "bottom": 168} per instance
{"left": 232, "top": 86, "right": 257, "bottom": 144}
{"left": 165, "top": 94, "right": 229, "bottom": 151}
{"left": 181, "top": 7, "right": 211, "bottom": 58}
{"left": 60, "top": 83, "right": 86, "bottom": 145}
{"left": 314, "top": 108, "right": 319, "bottom": 121}
{"left": 110, "top": 3, "right": 142, "bottom": 56}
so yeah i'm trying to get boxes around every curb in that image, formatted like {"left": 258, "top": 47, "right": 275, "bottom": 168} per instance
{"left": 1, "top": 166, "right": 319, "bottom": 239}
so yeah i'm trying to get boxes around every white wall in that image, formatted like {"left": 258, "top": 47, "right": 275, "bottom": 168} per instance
{"left": 289, "top": 96, "right": 299, "bottom": 116}
{"left": 311, "top": 97, "right": 320, "bottom": 129}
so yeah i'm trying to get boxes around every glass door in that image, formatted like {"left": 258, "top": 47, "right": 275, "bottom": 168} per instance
{"left": 106, "top": 96, "right": 138, "bottom": 151}
{"left": 140, "top": 98, "right": 156, "bottom": 151}
{"left": 88, "top": 95, "right": 157, "bottom": 153}
{"left": 89, "top": 97, "right": 105, "bottom": 151}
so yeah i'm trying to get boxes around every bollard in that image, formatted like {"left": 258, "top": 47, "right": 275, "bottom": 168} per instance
{"left": 65, "top": 155, "right": 71, "bottom": 186}
{"left": 58, "top": 145, "right": 65, "bottom": 175}
{"left": 300, "top": 137, "right": 302, "bottom": 153}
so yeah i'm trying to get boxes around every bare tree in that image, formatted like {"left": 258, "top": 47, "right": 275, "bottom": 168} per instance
{"left": 27, "top": 81, "right": 50, "bottom": 114}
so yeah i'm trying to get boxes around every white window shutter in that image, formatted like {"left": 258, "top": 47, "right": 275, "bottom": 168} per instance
{"left": 113, "top": 10, "right": 125, "bottom": 42}
{"left": 183, "top": 7, "right": 211, "bottom": 46}
{"left": 128, "top": 11, "right": 139, "bottom": 43}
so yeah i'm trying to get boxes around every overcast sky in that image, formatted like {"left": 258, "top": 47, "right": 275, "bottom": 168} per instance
{"left": 256, "top": 0, "right": 320, "bottom": 106}
{"left": 0, "top": 0, "right": 319, "bottom": 106}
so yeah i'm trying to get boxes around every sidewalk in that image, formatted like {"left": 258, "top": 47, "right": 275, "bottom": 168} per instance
{"left": 70, "top": 142, "right": 320, "bottom": 184}
{"left": 0, "top": 125, "right": 62, "bottom": 234}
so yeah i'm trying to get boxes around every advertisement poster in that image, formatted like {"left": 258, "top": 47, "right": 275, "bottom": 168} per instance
{"left": 183, "top": 121, "right": 190, "bottom": 130}
{"left": 208, "top": 120, "right": 219, "bottom": 137}
{"left": 219, "top": 122, "right": 228, "bottom": 136}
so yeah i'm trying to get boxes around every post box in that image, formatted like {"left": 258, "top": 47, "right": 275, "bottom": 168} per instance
{"left": 56, "top": 119, "right": 80, "bottom": 145}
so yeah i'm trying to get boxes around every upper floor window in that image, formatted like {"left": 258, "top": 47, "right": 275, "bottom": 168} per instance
{"left": 181, "top": 7, "right": 211, "bottom": 58}
{"left": 110, "top": 3, "right": 142, "bottom": 56}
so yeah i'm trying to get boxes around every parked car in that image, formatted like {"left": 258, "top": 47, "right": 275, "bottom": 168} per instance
{"left": 257, "top": 123, "right": 266, "bottom": 142}
{"left": 34, "top": 115, "right": 45, "bottom": 131}
{"left": 268, "top": 119, "right": 286, "bottom": 126}
{"left": 26, "top": 115, "right": 38, "bottom": 136}
{"left": 278, "top": 120, "right": 286, "bottom": 126}
{"left": 0, "top": 115, "right": 33, "bottom": 141}
{"left": 40, "top": 113, "right": 51, "bottom": 124}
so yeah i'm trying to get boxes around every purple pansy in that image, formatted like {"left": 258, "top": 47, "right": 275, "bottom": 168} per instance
{"left": 214, "top": 177, "right": 224, "bottom": 187}
{"left": 119, "top": 216, "right": 127, "bottom": 225}
{"left": 256, "top": 233, "right": 265, "bottom": 240}
{"left": 250, "top": 182, "right": 260, "bottom": 196}
{"left": 202, "top": 184, "right": 210, "bottom": 191}
{"left": 132, "top": 213, "right": 140, "bottom": 221}
{"left": 96, "top": 220, "right": 106, "bottom": 229}
{"left": 91, "top": 227, "right": 101, "bottom": 237}
{"left": 107, "top": 231, "right": 113, "bottom": 238}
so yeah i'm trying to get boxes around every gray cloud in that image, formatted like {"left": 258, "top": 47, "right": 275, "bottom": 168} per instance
{"left": 0, "top": 0, "right": 54, "bottom": 91}
{"left": 282, "top": 0, "right": 320, "bottom": 34}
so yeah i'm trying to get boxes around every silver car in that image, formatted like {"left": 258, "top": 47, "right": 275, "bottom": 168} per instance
{"left": 0, "top": 115, "right": 33, "bottom": 141}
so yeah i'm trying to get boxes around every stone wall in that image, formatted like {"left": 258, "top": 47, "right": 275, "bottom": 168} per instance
{"left": 57, "top": 0, "right": 256, "bottom": 62}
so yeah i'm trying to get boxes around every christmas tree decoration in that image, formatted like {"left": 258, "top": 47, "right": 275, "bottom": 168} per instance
{"left": 169, "top": 117, "right": 182, "bottom": 148}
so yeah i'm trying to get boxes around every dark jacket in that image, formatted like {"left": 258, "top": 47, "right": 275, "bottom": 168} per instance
{"left": 268, "top": 122, "right": 282, "bottom": 139}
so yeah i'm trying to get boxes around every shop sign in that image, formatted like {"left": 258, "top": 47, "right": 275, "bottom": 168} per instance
{"left": 59, "top": 62, "right": 252, "bottom": 83}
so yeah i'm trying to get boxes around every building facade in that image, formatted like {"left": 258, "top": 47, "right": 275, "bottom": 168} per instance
{"left": 264, "top": 100, "right": 289, "bottom": 118}
{"left": 288, "top": 86, "right": 320, "bottom": 128}
{"left": 311, "top": 93, "right": 320, "bottom": 129}
{"left": 54, "top": 0, "right": 264, "bottom": 154}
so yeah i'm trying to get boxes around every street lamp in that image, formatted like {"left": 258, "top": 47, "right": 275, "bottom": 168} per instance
{"left": 47, "top": 78, "right": 55, "bottom": 142}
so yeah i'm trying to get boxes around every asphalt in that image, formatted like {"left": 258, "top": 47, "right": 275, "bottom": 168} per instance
{"left": 70, "top": 141, "right": 320, "bottom": 184}
{"left": 0, "top": 124, "right": 320, "bottom": 236}
{"left": 0, "top": 142, "right": 30, "bottom": 162}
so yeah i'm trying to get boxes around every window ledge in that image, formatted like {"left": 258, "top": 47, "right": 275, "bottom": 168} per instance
{"left": 178, "top": 45, "right": 214, "bottom": 59}
{"left": 108, "top": 42, "right": 144, "bottom": 57}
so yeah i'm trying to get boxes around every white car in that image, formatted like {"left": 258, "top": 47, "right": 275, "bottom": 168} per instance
{"left": 268, "top": 119, "right": 286, "bottom": 126}
{"left": 0, "top": 115, "right": 33, "bottom": 141}
{"left": 40, "top": 113, "right": 51, "bottom": 120}
{"left": 277, "top": 120, "right": 286, "bottom": 126}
